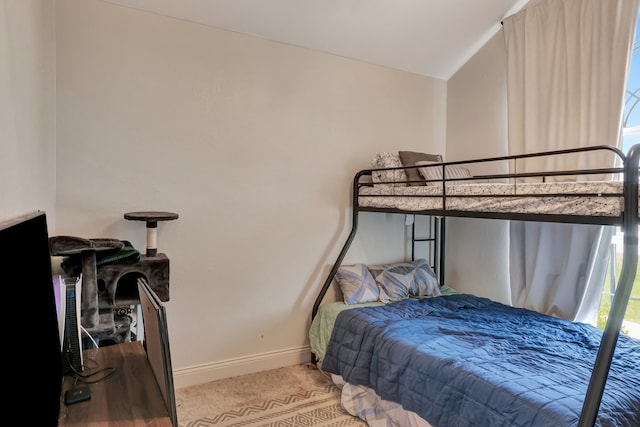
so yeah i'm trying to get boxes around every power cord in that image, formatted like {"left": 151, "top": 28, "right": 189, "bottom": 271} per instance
{"left": 67, "top": 360, "right": 116, "bottom": 384}
{"left": 67, "top": 326, "right": 117, "bottom": 384}
{"left": 81, "top": 325, "right": 99, "bottom": 349}
{"left": 62, "top": 327, "right": 117, "bottom": 406}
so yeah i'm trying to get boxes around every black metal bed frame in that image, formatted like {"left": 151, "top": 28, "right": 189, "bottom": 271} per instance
{"left": 311, "top": 144, "right": 639, "bottom": 427}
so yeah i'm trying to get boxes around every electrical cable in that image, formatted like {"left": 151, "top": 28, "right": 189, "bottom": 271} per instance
{"left": 67, "top": 362, "right": 116, "bottom": 384}
{"left": 64, "top": 326, "right": 117, "bottom": 384}
{"left": 81, "top": 325, "right": 99, "bottom": 349}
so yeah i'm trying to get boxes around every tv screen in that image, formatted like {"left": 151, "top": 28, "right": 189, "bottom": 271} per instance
{"left": 0, "top": 211, "right": 62, "bottom": 426}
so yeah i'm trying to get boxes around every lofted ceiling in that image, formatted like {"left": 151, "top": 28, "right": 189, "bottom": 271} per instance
{"left": 102, "top": 0, "right": 530, "bottom": 80}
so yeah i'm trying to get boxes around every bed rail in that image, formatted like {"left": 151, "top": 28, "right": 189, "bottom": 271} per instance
{"left": 579, "top": 143, "right": 639, "bottom": 426}
{"left": 358, "top": 144, "right": 628, "bottom": 225}
{"left": 311, "top": 169, "right": 366, "bottom": 324}
{"left": 369, "top": 144, "right": 625, "bottom": 185}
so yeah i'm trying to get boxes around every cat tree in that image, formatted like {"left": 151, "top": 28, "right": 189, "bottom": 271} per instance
{"left": 49, "top": 211, "right": 178, "bottom": 345}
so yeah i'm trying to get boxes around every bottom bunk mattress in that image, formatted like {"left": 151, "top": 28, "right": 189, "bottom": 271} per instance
{"left": 321, "top": 294, "right": 640, "bottom": 427}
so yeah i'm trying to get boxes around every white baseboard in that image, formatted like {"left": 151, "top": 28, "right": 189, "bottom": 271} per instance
{"left": 173, "top": 345, "right": 312, "bottom": 389}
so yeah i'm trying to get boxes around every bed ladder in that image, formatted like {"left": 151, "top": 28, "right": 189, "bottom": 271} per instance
{"left": 410, "top": 215, "right": 445, "bottom": 285}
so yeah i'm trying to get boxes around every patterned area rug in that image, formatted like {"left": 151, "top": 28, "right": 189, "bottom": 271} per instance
{"left": 176, "top": 364, "right": 367, "bottom": 427}
{"left": 180, "top": 382, "right": 366, "bottom": 426}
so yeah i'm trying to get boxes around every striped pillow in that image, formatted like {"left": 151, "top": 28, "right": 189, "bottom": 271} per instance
{"left": 416, "top": 160, "right": 472, "bottom": 185}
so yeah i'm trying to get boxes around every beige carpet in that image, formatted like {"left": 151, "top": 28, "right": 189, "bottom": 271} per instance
{"left": 176, "top": 363, "right": 367, "bottom": 426}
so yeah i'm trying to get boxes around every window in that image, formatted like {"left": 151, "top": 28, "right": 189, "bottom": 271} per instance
{"left": 598, "top": 12, "right": 640, "bottom": 338}
{"left": 622, "top": 15, "right": 640, "bottom": 154}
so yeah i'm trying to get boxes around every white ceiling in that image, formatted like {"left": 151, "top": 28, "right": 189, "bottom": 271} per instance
{"left": 102, "top": 0, "right": 529, "bottom": 80}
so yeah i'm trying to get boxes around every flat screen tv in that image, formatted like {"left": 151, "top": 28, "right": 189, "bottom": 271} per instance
{"left": 0, "top": 211, "right": 62, "bottom": 426}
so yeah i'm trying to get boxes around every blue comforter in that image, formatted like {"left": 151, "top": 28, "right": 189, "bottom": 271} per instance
{"left": 322, "top": 294, "right": 640, "bottom": 427}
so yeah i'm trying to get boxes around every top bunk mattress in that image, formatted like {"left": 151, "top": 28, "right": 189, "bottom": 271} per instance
{"left": 358, "top": 180, "right": 635, "bottom": 219}
{"left": 358, "top": 145, "right": 640, "bottom": 223}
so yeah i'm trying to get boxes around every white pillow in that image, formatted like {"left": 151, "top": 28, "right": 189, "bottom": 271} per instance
{"left": 416, "top": 160, "right": 472, "bottom": 185}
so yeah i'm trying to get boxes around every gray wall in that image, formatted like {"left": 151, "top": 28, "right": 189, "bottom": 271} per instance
{"left": 0, "top": 0, "right": 56, "bottom": 225}
{"left": 445, "top": 31, "right": 511, "bottom": 304}
{"left": 54, "top": 0, "right": 447, "bottom": 386}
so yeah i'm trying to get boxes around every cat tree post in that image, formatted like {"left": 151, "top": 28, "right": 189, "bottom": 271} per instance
{"left": 124, "top": 211, "right": 179, "bottom": 257}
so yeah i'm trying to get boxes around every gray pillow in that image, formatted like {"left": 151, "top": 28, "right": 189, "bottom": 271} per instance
{"left": 417, "top": 161, "right": 472, "bottom": 185}
{"left": 398, "top": 151, "right": 443, "bottom": 186}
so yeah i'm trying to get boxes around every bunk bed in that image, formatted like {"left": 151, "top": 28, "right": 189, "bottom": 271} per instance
{"left": 310, "top": 144, "right": 640, "bottom": 427}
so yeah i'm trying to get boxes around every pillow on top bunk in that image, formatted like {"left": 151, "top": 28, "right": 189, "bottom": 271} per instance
{"left": 373, "top": 258, "right": 441, "bottom": 303}
{"left": 335, "top": 263, "right": 380, "bottom": 305}
{"left": 371, "top": 152, "right": 408, "bottom": 187}
{"left": 416, "top": 160, "right": 472, "bottom": 185}
{"left": 398, "top": 151, "right": 443, "bottom": 186}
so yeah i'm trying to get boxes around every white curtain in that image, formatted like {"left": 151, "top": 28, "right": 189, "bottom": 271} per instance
{"left": 503, "top": 0, "right": 639, "bottom": 323}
